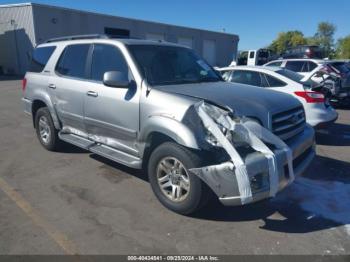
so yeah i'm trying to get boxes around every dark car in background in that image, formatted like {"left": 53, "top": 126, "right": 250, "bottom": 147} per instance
{"left": 281, "top": 45, "right": 325, "bottom": 59}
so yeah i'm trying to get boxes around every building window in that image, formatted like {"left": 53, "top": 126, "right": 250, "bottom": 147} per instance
{"left": 104, "top": 27, "right": 130, "bottom": 37}
{"left": 178, "top": 37, "right": 193, "bottom": 48}
{"left": 203, "top": 40, "right": 216, "bottom": 65}
{"left": 145, "top": 33, "right": 165, "bottom": 41}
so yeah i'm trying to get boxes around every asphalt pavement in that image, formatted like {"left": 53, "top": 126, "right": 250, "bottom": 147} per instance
{"left": 0, "top": 78, "right": 349, "bottom": 255}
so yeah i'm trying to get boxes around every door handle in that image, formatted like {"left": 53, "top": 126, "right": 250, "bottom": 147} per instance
{"left": 48, "top": 84, "right": 56, "bottom": 89}
{"left": 87, "top": 91, "right": 98, "bottom": 97}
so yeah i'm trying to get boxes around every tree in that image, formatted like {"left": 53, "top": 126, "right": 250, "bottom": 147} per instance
{"left": 336, "top": 35, "right": 350, "bottom": 59}
{"left": 313, "top": 22, "right": 336, "bottom": 57}
{"left": 269, "top": 31, "right": 307, "bottom": 54}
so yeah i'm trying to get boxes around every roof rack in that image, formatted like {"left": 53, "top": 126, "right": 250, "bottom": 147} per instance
{"left": 45, "top": 34, "right": 135, "bottom": 43}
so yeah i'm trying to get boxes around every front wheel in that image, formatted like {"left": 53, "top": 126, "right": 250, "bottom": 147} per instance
{"left": 148, "top": 142, "right": 210, "bottom": 215}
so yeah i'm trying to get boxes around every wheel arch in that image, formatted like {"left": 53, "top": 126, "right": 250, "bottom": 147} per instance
{"left": 31, "top": 93, "right": 60, "bottom": 129}
{"left": 139, "top": 115, "right": 202, "bottom": 170}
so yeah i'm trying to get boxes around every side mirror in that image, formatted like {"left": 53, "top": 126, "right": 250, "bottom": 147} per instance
{"left": 103, "top": 71, "right": 129, "bottom": 88}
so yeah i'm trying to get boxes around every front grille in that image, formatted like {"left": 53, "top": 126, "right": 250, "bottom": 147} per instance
{"left": 272, "top": 106, "right": 306, "bottom": 140}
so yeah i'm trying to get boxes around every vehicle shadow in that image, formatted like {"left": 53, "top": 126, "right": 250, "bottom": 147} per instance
{"left": 316, "top": 123, "right": 350, "bottom": 146}
{"left": 57, "top": 142, "right": 89, "bottom": 154}
{"left": 189, "top": 154, "right": 350, "bottom": 233}
{"left": 0, "top": 75, "right": 23, "bottom": 81}
{"left": 60, "top": 144, "right": 350, "bottom": 234}
{"left": 89, "top": 154, "right": 148, "bottom": 182}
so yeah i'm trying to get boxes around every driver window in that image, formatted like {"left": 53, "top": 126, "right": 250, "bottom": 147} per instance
{"left": 91, "top": 44, "right": 129, "bottom": 81}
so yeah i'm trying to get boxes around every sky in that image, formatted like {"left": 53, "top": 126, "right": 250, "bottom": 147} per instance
{"left": 1, "top": 0, "right": 349, "bottom": 50}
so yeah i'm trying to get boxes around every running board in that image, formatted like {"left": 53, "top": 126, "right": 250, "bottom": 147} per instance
{"left": 58, "top": 132, "right": 142, "bottom": 169}
{"left": 59, "top": 132, "right": 94, "bottom": 149}
{"left": 89, "top": 144, "right": 142, "bottom": 169}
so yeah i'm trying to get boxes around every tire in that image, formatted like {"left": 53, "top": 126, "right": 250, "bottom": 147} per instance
{"left": 148, "top": 142, "right": 210, "bottom": 215}
{"left": 35, "top": 107, "right": 61, "bottom": 151}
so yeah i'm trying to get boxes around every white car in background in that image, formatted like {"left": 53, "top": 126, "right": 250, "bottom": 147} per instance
{"left": 265, "top": 59, "right": 350, "bottom": 85}
{"left": 218, "top": 66, "right": 338, "bottom": 128}
{"left": 264, "top": 59, "right": 323, "bottom": 77}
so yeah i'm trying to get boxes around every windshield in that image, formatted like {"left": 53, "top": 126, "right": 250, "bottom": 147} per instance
{"left": 128, "top": 45, "right": 222, "bottom": 86}
{"left": 276, "top": 69, "right": 316, "bottom": 88}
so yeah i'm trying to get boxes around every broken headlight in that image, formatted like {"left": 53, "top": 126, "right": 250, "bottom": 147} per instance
{"left": 201, "top": 103, "right": 234, "bottom": 147}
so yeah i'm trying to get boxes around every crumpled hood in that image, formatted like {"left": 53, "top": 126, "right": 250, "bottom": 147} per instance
{"left": 155, "top": 81, "right": 301, "bottom": 117}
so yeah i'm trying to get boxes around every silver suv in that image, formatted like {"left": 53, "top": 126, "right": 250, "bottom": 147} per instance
{"left": 22, "top": 35, "right": 315, "bottom": 214}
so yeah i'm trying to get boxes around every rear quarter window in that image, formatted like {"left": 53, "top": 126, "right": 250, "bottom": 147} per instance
{"left": 285, "top": 61, "right": 305, "bottom": 72}
{"left": 55, "top": 44, "right": 90, "bottom": 78}
{"left": 28, "top": 46, "right": 56, "bottom": 73}
{"left": 308, "top": 62, "right": 318, "bottom": 71}
{"left": 263, "top": 73, "right": 287, "bottom": 87}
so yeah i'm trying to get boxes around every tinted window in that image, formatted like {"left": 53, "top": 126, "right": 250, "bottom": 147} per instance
{"left": 263, "top": 73, "right": 287, "bottom": 87}
{"left": 231, "top": 70, "right": 262, "bottom": 86}
{"left": 128, "top": 45, "right": 221, "bottom": 86}
{"left": 276, "top": 69, "right": 304, "bottom": 82}
{"left": 91, "top": 44, "right": 129, "bottom": 81}
{"left": 275, "top": 69, "right": 316, "bottom": 88}
{"left": 308, "top": 61, "right": 318, "bottom": 71}
{"left": 249, "top": 51, "right": 255, "bottom": 59}
{"left": 56, "top": 44, "right": 90, "bottom": 78}
{"left": 285, "top": 61, "right": 305, "bottom": 72}
{"left": 29, "top": 46, "right": 56, "bottom": 73}
{"left": 266, "top": 61, "right": 282, "bottom": 67}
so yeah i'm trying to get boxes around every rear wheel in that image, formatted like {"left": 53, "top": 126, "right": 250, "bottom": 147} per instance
{"left": 35, "top": 107, "right": 61, "bottom": 151}
{"left": 148, "top": 142, "right": 210, "bottom": 215}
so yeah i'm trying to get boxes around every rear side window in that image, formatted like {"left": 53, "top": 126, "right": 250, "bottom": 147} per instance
{"left": 231, "top": 70, "right": 262, "bottom": 87}
{"left": 56, "top": 44, "right": 90, "bottom": 78}
{"left": 90, "top": 44, "right": 129, "bottom": 81}
{"left": 266, "top": 61, "right": 282, "bottom": 67}
{"left": 308, "top": 61, "right": 317, "bottom": 71}
{"left": 29, "top": 46, "right": 56, "bottom": 73}
{"left": 263, "top": 73, "right": 287, "bottom": 87}
{"left": 249, "top": 51, "right": 255, "bottom": 59}
{"left": 285, "top": 61, "right": 305, "bottom": 72}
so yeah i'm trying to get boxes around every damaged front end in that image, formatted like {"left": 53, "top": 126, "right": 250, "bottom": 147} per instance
{"left": 189, "top": 101, "right": 295, "bottom": 206}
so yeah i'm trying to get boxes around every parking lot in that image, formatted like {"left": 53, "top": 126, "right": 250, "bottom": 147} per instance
{"left": 0, "top": 77, "right": 349, "bottom": 255}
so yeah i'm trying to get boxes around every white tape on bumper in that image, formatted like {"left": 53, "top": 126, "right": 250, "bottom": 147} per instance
{"left": 193, "top": 102, "right": 294, "bottom": 204}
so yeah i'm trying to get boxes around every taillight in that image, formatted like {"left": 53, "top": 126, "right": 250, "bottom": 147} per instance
{"left": 22, "top": 78, "right": 27, "bottom": 92}
{"left": 294, "top": 91, "right": 325, "bottom": 103}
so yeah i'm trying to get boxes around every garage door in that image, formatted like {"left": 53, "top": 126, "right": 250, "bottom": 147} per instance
{"left": 178, "top": 37, "right": 193, "bottom": 48}
{"left": 203, "top": 40, "right": 216, "bottom": 66}
{"left": 145, "top": 33, "right": 165, "bottom": 41}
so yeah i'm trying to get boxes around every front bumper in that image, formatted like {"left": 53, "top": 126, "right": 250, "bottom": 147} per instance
{"left": 219, "top": 124, "right": 315, "bottom": 206}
